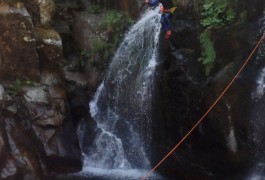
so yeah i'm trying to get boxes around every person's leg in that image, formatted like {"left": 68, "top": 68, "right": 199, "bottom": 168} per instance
{"left": 161, "top": 13, "right": 172, "bottom": 38}
{"left": 163, "top": 13, "right": 172, "bottom": 38}
{"left": 163, "top": 13, "right": 171, "bottom": 31}
{"left": 160, "top": 14, "right": 166, "bottom": 29}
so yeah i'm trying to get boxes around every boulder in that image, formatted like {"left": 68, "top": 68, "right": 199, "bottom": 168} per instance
{"left": 24, "top": 86, "right": 49, "bottom": 104}
{"left": 0, "top": 160, "right": 18, "bottom": 179}
{"left": 22, "top": 85, "right": 82, "bottom": 173}
{"left": 0, "top": 105, "right": 45, "bottom": 179}
{"left": 41, "top": 72, "right": 61, "bottom": 86}
{"left": 3, "top": 118, "right": 45, "bottom": 179}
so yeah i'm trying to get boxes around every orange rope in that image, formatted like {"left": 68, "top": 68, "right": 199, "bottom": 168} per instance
{"left": 142, "top": 32, "right": 265, "bottom": 180}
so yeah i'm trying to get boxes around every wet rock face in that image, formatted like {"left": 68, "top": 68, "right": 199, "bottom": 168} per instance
{"left": 0, "top": 6, "right": 40, "bottom": 83}
{"left": 66, "top": 13, "right": 106, "bottom": 89}
{"left": 34, "top": 27, "right": 63, "bottom": 73}
{"left": 0, "top": 85, "right": 4, "bottom": 101}
{"left": 173, "top": 0, "right": 200, "bottom": 18}
{"left": 37, "top": 0, "right": 56, "bottom": 25}
{"left": 68, "top": 88, "right": 90, "bottom": 123}
{"left": 238, "top": 0, "right": 265, "bottom": 21}
{"left": 0, "top": 0, "right": 59, "bottom": 83}
{"left": 1, "top": 0, "right": 55, "bottom": 25}
{"left": 0, "top": 0, "right": 83, "bottom": 176}
{"left": 21, "top": 0, "right": 55, "bottom": 25}
{"left": 82, "top": 0, "right": 141, "bottom": 18}
{"left": 155, "top": 0, "right": 265, "bottom": 179}
{"left": 0, "top": 81, "right": 82, "bottom": 176}
{"left": 3, "top": 117, "right": 44, "bottom": 179}
{"left": 22, "top": 83, "right": 82, "bottom": 173}
{"left": 23, "top": 85, "right": 65, "bottom": 149}
{"left": 0, "top": 90, "right": 45, "bottom": 179}
{"left": 73, "top": 13, "right": 105, "bottom": 52}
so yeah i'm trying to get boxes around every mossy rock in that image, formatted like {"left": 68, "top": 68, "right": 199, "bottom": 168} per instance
{"left": 34, "top": 27, "right": 61, "bottom": 42}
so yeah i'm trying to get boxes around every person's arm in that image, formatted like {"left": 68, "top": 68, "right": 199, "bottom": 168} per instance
{"left": 145, "top": 0, "right": 160, "bottom": 6}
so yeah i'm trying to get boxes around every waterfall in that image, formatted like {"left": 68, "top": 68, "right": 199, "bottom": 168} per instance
{"left": 77, "top": 7, "right": 162, "bottom": 179}
{"left": 225, "top": 104, "right": 238, "bottom": 153}
{"left": 247, "top": 9, "right": 265, "bottom": 180}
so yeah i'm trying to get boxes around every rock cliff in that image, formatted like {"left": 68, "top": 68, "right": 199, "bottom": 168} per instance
{"left": 155, "top": 0, "right": 265, "bottom": 179}
{"left": 0, "top": 0, "right": 265, "bottom": 179}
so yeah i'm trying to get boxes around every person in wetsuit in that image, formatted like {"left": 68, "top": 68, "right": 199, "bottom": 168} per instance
{"left": 144, "top": 0, "right": 175, "bottom": 38}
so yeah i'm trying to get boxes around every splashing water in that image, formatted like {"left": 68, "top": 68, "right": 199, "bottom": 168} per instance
{"left": 77, "top": 7, "right": 163, "bottom": 180}
{"left": 248, "top": 9, "right": 265, "bottom": 180}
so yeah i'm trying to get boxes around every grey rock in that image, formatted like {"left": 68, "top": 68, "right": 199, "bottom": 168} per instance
{"left": 0, "top": 84, "right": 4, "bottom": 101}
{"left": 23, "top": 86, "right": 49, "bottom": 104}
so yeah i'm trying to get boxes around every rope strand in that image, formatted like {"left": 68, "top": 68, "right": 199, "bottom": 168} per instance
{"left": 142, "top": 32, "right": 265, "bottom": 180}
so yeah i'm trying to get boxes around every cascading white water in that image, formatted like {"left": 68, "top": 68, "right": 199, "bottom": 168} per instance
{"left": 225, "top": 104, "right": 238, "bottom": 153}
{"left": 247, "top": 9, "right": 265, "bottom": 180}
{"left": 77, "top": 7, "right": 162, "bottom": 179}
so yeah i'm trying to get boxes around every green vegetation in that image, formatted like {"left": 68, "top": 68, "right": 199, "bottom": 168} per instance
{"left": 86, "top": 5, "right": 102, "bottom": 14}
{"left": 80, "top": 10, "right": 133, "bottom": 71}
{"left": 80, "top": 38, "right": 115, "bottom": 70}
{"left": 12, "top": 79, "right": 22, "bottom": 94}
{"left": 79, "top": 51, "right": 90, "bottom": 71}
{"left": 198, "top": 31, "right": 216, "bottom": 76}
{"left": 201, "top": 0, "right": 235, "bottom": 28}
{"left": 7, "top": 79, "right": 35, "bottom": 96}
{"left": 225, "top": 8, "right": 236, "bottom": 23}
{"left": 92, "top": 37, "right": 116, "bottom": 62}
{"left": 34, "top": 27, "right": 61, "bottom": 42}
{"left": 199, "top": 0, "right": 236, "bottom": 75}
{"left": 101, "top": 10, "right": 133, "bottom": 47}
{"left": 238, "top": 10, "right": 247, "bottom": 24}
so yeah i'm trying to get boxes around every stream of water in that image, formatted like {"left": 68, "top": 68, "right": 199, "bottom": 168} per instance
{"left": 247, "top": 9, "right": 265, "bottom": 180}
{"left": 77, "top": 7, "right": 163, "bottom": 180}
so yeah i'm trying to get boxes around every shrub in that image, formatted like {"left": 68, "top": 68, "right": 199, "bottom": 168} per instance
{"left": 91, "top": 38, "right": 106, "bottom": 55}
{"left": 199, "top": 0, "right": 236, "bottom": 75}
{"left": 80, "top": 38, "right": 115, "bottom": 70}
{"left": 201, "top": 0, "right": 235, "bottom": 28}
{"left": 79, "top": 10, "right": 133, "bottom": 71}
{"left": 101, "top": 10, "right": 133, "bottom": 46}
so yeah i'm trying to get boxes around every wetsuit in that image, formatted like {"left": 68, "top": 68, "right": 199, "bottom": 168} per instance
{"left": 147, "top": 0, "right": 174, "bottom": 31}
